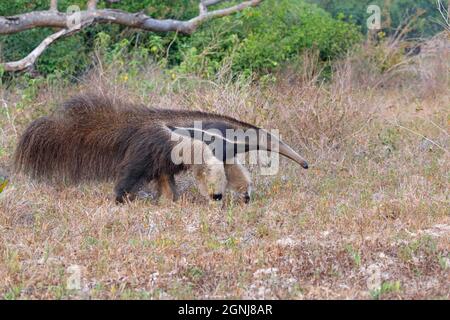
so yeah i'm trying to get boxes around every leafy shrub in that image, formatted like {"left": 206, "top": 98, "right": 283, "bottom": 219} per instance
{"left": 174, "top": 0, "right": 361, "bottom": 77}
{"left": 1, "top": 0, "right": 361, "bottom": 78}
{"left": 309, "top": 0, "right": 444, "bottom": 38}
{"left": 0, "top": 0, "right": 195, "bottom": 77}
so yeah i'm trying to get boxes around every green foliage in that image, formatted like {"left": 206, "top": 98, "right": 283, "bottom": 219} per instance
{"left": 0, "top": 0, "right": 196, "bottom": 77}
{"left": 0, "top": 1, "right": 90, "bottom": 75}
{"left": 0, "top": 178, "right": 8, "bottom": 194}
{"left": 345, "top": 244, "right": 362, "bottom": 267}
{"left": 3, "top": 285, "right": 22, "bottom": 300}
{"left": 175, "top": 0, "right": 361, "bottom": 76}
{"left": 379, "top": 127, "right": 400, "bottom": 152}
{"left": 398, "top": 235, "right": 438, "bottom": 262}
{"left": 1, "top": 0, "right": 444, "bottom": 79}
{"left": 0, "top": 0, "right": 361, "bottom": 78}
{"left": 370, "top": 280, "right": 402, "bottom": 299}
{"left": 309, "top": 0, "right": 444, "bottom": 38}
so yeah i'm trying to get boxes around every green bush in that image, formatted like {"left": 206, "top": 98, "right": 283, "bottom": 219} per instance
{"left": 309, "top": 0, "right": 444, "bottom": 38}
{"left": 0, "top": 0, "right": 196, "bottom": 76}
{"left": 1, "top": 0, "right": 361, "bottom": 78}
{"left": 174, "top": 0, "right": 361, "bottom": 77}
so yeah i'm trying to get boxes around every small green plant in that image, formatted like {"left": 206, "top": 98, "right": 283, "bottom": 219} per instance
{"left": 224, "top": 236, "right": 239, "bottom": 249}
{"left": 49, "top": 284, "right": 68, "bottom": 300}
{"left": 226, "top": 205, "right": 235, "bottom": 225}
{"left": 4, "top": 249, "right": 21, "bottom": 274}
{"left": 370, "top": 280, "right": 401, "bottom": 299}
{"left": 186, "top": 266, "right": 204, "bottom": 281}
{"left": 0, "top": 178, "right": 8, "bottom": 194}
{"left": 256, "top": 223, "right": 270, "bottom": 238}
{"left": 378, "top": 127, "right": 400, "bottom": 152}
{"left": 345, "top": 244, "right": 361, "bottom": 267}
{"left": 438, "top": 255, "right": 448, "bottom": 270}
{"left": 399, "top": 235, "right": 438, "bottom": 262}
{"left": 83, "top": 236, "right": 99, "bottom": 248}
{"left": 3, "top": 285, "right": 22, "bottom": 300}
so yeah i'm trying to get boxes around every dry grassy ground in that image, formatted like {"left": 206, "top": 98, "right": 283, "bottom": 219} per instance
{"left": 0, "top": 40, "right": 449, "bottom": 299}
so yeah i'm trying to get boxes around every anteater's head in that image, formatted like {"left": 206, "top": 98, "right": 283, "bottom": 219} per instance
{"left": 170, "top": 128, "right": 227, "bottom": 201}
{"left": 193, "top": 157, "right": 227, "bottom": 201}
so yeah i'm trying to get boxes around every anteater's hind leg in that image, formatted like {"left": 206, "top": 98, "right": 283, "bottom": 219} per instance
{"left": 114, "top": 149, "right": 157, "bottom": 203}
{"left": 114, "top": 167, "right": 149, "bottom": 203}
{"left": 114, "top": 162, "right": 179, "bottom": 204}
{"left": 115, "top": 172, "right": 179, "bottom": 204}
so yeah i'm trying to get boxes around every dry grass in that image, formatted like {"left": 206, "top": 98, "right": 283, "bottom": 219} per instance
{"left": 0, "top": 39, "right": 449, "bottom": 299}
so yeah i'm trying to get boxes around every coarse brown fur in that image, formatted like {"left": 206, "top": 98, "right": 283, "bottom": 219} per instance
{"left": 15, "top": 95, "right": 182, "bottom": 202}
{"left": 224, "top": 160, "right": 252, "bottom": 203}
{"left": 14, "top": 93, "right": 307, "bottom": 203}
{"left": 13, "top": 94, "right": 238, "bottom": 202}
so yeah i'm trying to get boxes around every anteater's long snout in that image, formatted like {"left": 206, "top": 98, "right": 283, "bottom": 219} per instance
{"left": 259, "top": 129, "right": 308, "bottom": 169}
{"left": 277, "top": 141, "right": 309, "bottom": 169}
{"left": 242, "top": 129, "right": 309, "bottom": 169}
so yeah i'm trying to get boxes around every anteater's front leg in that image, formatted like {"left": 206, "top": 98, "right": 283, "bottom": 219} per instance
{"left": 224, "top": 161, "right": 252, "bottom": 203}
{"left": 156, "top": 174, "right": 179, "bottom": 202}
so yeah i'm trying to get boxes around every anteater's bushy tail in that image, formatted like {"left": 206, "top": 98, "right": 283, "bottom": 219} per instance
{"left": 13, "top": 94, "right": 139, "bottom": 184}
{"left": 14, "top": 116, "right": 66, "bottom": 181}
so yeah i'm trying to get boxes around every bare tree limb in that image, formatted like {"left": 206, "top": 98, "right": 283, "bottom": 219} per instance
{"left": 0, "top": 0, "right": 263, "bottom": 72}
{"left": 203, "top": 0, "right": 228, "bottom": 6}
{"left": 1, "top": 28, "right": 79, "bottom": 72}
{"left": 199, "top": 0, "right": 227, "bottom": 15}
{"left": 191, "top": 0, "right": 260, "bottom": 28}
{"left": 0, "top": 1, "right": 262, "bottom": 35}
